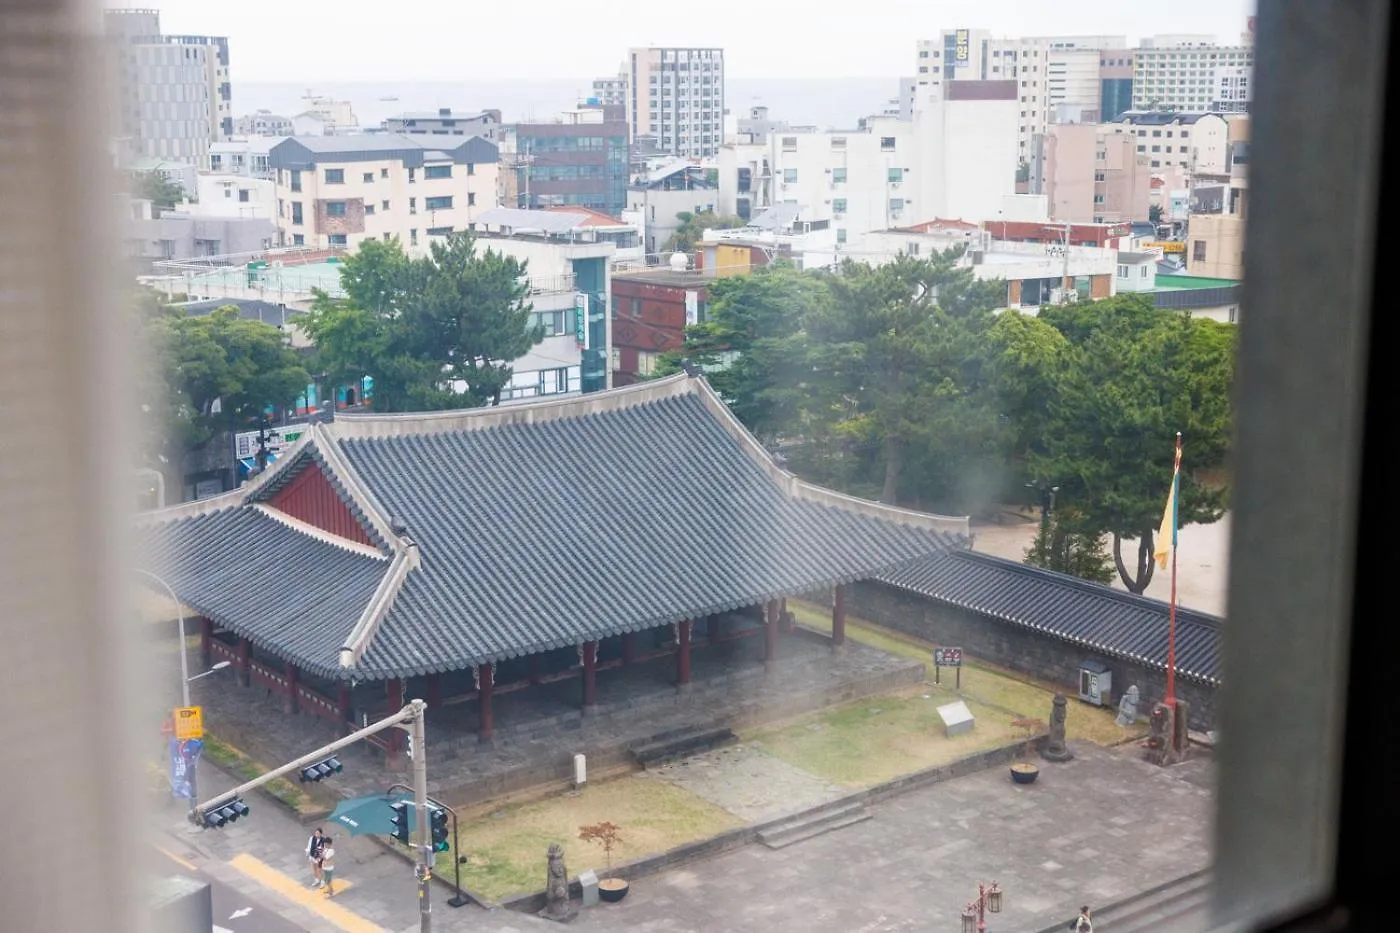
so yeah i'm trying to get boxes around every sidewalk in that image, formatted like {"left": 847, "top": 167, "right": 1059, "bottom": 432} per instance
{"left": 158, "top": 760, "right": 550, "bottom": 933}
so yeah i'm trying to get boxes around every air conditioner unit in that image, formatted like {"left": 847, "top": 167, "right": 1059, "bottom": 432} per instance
{"left": 891, "top": 182, "right": 901, "bottom": 189}
{"left": 824, "top": 199, "right": 831, "bottom": 204}
{"left": 824, "top": 168, "right": 832, "bottom": 173}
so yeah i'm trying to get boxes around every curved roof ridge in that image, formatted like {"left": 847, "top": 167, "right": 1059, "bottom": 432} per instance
{"left": 251, "top": 503, "right": 387, "bottom": 560}
{"left": 339, "top": 541, "right": 420, "bottom": 670}
{"left": 326, "top": 373, "right": 696, "bottom": 439}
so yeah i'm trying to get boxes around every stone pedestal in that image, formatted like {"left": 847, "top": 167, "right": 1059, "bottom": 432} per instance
{"left": 1040, "top": 694, "right": 1074, "bottom": 762}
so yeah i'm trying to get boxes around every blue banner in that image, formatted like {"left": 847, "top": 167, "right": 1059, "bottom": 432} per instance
{"left": 169, "top": 738, "right": 203, "bottom": 798}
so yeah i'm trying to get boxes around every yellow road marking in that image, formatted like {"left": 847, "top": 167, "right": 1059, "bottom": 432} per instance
{"left": 228, "top": 853, "right": 382, "bottom": 933}
{"left": 154, "top": 844, "right": 198, "bottom": 873}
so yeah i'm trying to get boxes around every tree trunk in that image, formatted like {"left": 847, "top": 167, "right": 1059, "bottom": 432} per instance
{"left": 880, "top": 434, "right": 902, "bottom": 505}
{"left": 1111, "top": 531, "right": 1157, "bottom": 594}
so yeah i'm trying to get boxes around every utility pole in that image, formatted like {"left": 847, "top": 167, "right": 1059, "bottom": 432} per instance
{"left": 1062, "top": 219, "right": 1071, "bottom": 302}
{"left": 410, "top": 707, "right": 433, "bottom": 930}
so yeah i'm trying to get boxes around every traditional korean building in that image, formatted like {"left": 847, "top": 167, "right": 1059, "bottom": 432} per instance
{"left": 136, "top": 373, "right": 967, "bottom": 751}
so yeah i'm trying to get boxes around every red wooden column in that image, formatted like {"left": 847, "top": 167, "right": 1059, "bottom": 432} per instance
{"left": 198, "top": 617, "right": 213, "bottom": 670}
{"left": 675, "top": 620, "right": 693, "bottom": 689}
{"left": 764, "top": 600, "right": 780, "bottom": 670}
{"left": 528, "top": 654, "right": 543, "bottom": 685}
{"left": 284, "top": 661, "right": 300, "bottom": 714}
{"left": 336, "top": 683, "right": 352, "bottom": 736}
{"left": 622, "top": 631, "right": 638, "bottom": 665}
{"left": 385, "top": 678, "right": 405, "bottom": 760}
{"left": 235, "top": 637, "right": 252, "bottom": 687}
{"left": 426, "top": 674, "right": 442, "bottom": 710}
{"left": 832, "top": 584, "right": 847, "bottom": 648}
{"left": 581, "top": 641, "right": 598, "bottom": 711}
{"left": 477, "top": 663, "right": 495, "bottom": 744}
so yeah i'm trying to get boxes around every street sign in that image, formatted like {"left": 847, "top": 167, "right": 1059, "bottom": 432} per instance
{"left": 174, "top": 705, "right": 204, "bottom": 740}
{"left": 933, "top": 647, "right": 963, "bottom": 668}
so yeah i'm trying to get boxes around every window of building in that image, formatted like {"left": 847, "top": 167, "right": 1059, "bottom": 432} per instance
{"left": 1137, "top": 129, "right": 1146, "bottom": 137}
{"left": 408, "top": 167, "right": 416, "bottom": 184}
{"left": 381, "top": 168, "right": 389, "bottom": 178}
{"left": 364, "top": 204, "right": 375, "bottom": 215}
{"left": 1152, "top": 145, "right": 1161, "bottom": 152}
{"left": 783, "top": 168, "right": 798, "bottom": 183}
{"left": 383, "top": 232, "right": 392, "bottom": 242}
{"left": 329, "top": 234, "right": 347, "bottom": 246}
{"left": 1152, "top": 130, "right": 1162, "bottom": 137}
{"left": 539, "top": 367, "right": 570, "bottom": 395}
{"left": 530, "top": 309, "right": 568, "bottom": 336}
{"left": 292, "top": 233, "right": 304, "bottom": 246}
{"left": 781, "top": 136, "right": 797, "bottom": 150}
{"left": 409, "top": 197, "right": 417, "bottom": 214}
{"left": 325, "top": 168, "right": 344, "bottom": 184}
{"left": 1193, "top": 240, "right": 1207, "bottom": 262}
{"left": 290, "top": 170, "right": 302, "bottom": 192}
{"left": 425, "top": 196, "right": 453, "bottom": 210}
{"left": 1118, "top": 264, "right": 1129, "bottom": 277}
{"left": 410, "top": 229, "right": 418, "bottom": 246}
{"left": 1094, "top": 193, "right": 1104, "bottom": 204}
{"left": 427, "top": 226, "right": 453, "bottom": 236}
{"left": 1152, "top": 160, "right": 1161, "bottom": 167}
{"left": 1138, "top": 145, "right": 1147, "bottom": 152}
{"left": 210, "top": 154, "right": 222, "bottom": 170}
{"left": 833, "top": 198, "right": 847, "bottom": 213}
{"left": 362, "top": 172, "right": 373, "bottom": 183}
{"left": 832, "top": 167, "right": 847, "bottom": 183}
{"left": 467, "top": 192, "right": 476, "bottom": 207}
{"left": 425, "top": 165, "right": 452, "bottom": 180}
{"left": 836, "top": 228, "right": 847, "bottom": 244}
{"left": 291, "top": 202, "right": 303, "bottom": 225}
{"left": 326, "top": 201, "right": 347, "bottom": 217}
{"left": 830, "top": 136, "right": 847, "bottom": 149}
{"left": 880, "top": 137, "right": 896, "bottom": 151}
{"left": 1141, "top": 265, "right": 1150, "bottom": 278}
{"left": 467, "top": 163, "right": 476, "bottom": 176}
{"left": 890, "top": 198, "right": 905, "bottom": 212}
{"left": 382, "top": 200, "right": 390, "bottom": 210}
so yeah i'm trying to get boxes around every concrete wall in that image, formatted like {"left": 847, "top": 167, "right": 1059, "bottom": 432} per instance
{"left": 844, "top": 580, "right": 1217, "bottom": 729}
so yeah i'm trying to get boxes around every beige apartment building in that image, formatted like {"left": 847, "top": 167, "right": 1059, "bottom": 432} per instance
{"left": 625, "top": 46, "right": 724, "bottom": 157}
{"left": 267, "top": 135, "right": 499, "bottom": 254}
{"left": 1186, "top": 135, "right": 1248, "bottom": 280}
{"left": 1033, "top": 123, "right": 1151, "bottom": 224}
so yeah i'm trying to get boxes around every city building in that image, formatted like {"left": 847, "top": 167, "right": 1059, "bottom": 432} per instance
{"left": 1099, "top": 50, "right": 1136, "bottom": 122}
{"left": 208, "top": 136, "right": 281, "bottom": 179}
{"left": 119, "top": 195, "right": 275, "bottom": 270}
{"left": 508, "top": 104, "right": 630, "bottom": 215}
{"left": 718, "top": 88, "right": 1018, "bottom": 248}
{"left": 1151, "top": 273, "right": 1241, "bottom": 323}
{"left": 1132, "top": 34, "right": 1254, "bottom": 113}
{"left": 1115, "top": 250, "right": 1159, "bottom": 292}
{"left": 383, "top": 108, "right": 502, "bottom": 141}
{"left": 471, "top": 208, "right": 615, "bottom": 399}
{"left": 697, "top": 204, "right": 839, "bottom": 272}
{"left": 104, "top": 8, "right": 231, "bottom": 164}
{"left": 913, "top": 32, "right": 1124, "bottom": 161}
{"left": 268, "top": 135, "right": 500, "bottom": 253}
{"left": 1105, "top": 111, "right": 1230, "bottom": 174}
{"left": 592, "top": 66, "right": 628, "bottom": 107}
{"left": 1185, "top": 139, "right": 1248, "bottom": 280}
{"left": 294, "top": 94, "right": 359, "bottom": 134}
{"left": 610, "top": 264, "right": 709, "bottom": 385}
{"left": 236, "top": 111, "right": 294, "bottom": 136}
{"left": 984, "top": 218, "right": 1134, "bottom": 249}
{"left": 181, "top": 174, "right": 276, "bottom": 220}
{"left": 627, "top": 160, "right": 718, "bottom": 256}
{"left": 1030, "top": 123, "right": 1152, "bottom": 224}
{"left": 625, "top": 47, "right": 725, "bottom": 157}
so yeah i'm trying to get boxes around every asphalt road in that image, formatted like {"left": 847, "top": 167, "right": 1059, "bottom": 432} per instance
{"left": 152, "top": 841, "right": 307, "bottom": 933}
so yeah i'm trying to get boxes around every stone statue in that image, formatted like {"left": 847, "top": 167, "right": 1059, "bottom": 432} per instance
{"left": 540, "top": 843, "right": 576, "bottom": 921}
{"left": 1144, "top": 702, "right": 1171, "bottom": 766}
{"left": 1116, "top": 685, "right": 1140, "bottom": 727}
{"left": 1041, "top": 693, "right": 1074, "bottom": 762}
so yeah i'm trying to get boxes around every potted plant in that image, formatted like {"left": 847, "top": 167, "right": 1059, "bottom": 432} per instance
{"left": 578, "top": 821, "right": 629, "bottom": 902}
{"left": 1010, "top": 718, "right": 1043, "bottom": 784}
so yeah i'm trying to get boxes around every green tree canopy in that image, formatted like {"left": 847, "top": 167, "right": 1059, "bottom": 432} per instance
{"left": 664, "top": 211, "right": 745, "bottom": 254}
{"left": 132, "top": 170, "right": 187, "bottom": 211}
{"left": 301, "top": 233, "right": 540, "bottom": 411}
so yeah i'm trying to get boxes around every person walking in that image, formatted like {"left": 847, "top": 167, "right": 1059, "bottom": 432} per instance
{"left": 320, "top": 837, "right": 337, "bottom": 897}
{"left": 305, "top": 828, "right": 325, "bottom": 888}
{"left": 1071, "top": 905, "right": 1093, "bottom": 932}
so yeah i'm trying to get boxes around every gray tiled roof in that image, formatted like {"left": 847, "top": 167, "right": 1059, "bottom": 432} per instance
{"left": 138, "top": 376, "right": 968, "bottom": 681}
{"left": 876, "top": 549, "right": 1222, "bottom": 684}
{"left": 342, "top": 394, "right": 959, "bottom": 678}
{"left": 136, "top": 507, "right": 390, "bottom": 677}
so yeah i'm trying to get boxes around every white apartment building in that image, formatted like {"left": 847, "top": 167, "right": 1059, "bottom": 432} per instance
{"left": 1132, "top": 35, "right": 1254, "bottom": 112}
{"left": 208, "top": 137, "right": 282, "bottom": 179}
{"left": 592, "top": 66, "right": 628, "bottom": 107}
{"left": 182, "top": 174, "right": 276, "bottom": 220}
{"left": 717, "top": 92, "right": 1017, "bottom": 246}
{"left": 268, "top": 135, "right": 500, "bottom": 254}
{"left": 105, "top": 9, "right": 232, "bottom": 165}
{"left": 625, "top": 47, "right": 725, "bottom": 157}
{"left": 914, "top": 32, "right": 1124, "bottom": 161}
{"left": 1103, "top": 111, "right": 1230, "bottom": 174}
{"left": 383, "top": 109, "right": 503, "bottom": 141}
{"left": 236, "top": 111, "right": 294, "bottom": 136}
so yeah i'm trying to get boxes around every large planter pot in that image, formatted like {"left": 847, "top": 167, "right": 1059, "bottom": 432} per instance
{"left": 598, "top": 878, "right": 630, "bottom": 903}
{"left": 1010, "top": 762, "right": 1040, "bottom": 785}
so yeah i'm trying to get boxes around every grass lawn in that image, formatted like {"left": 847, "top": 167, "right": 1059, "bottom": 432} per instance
{"left": 447, "top": 776, "right": 742, "bottom": 902}
{"left": 788, "top": 599, "right": 1146, "bottom": 747}
{"left": 200, "top": 735, "right": 320, "bottom": 816}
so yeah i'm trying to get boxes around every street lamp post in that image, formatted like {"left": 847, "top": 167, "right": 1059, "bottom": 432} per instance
{"left": 960, "top": 881, "right": 1003, "bottom": 933}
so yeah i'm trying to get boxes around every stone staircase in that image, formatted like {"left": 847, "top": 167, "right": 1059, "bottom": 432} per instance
{"left": 630, "top": 725, "right": 737, "bottom": 768}
{"left": 756, "top": 803, "right": 872, "bottom": 850}
{"left": 1034, "top": 870, "right": 1212, "bottom": 932}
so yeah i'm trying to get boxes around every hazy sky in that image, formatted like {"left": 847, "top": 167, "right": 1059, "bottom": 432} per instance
{"left": 129, "top": 0, "right": 1256, "bottom": 82}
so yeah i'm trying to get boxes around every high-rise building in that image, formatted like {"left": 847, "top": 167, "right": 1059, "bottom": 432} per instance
{"left": 591, "top": 66, "right": 628, "bottom": 107}
{"left": 1132, "top": 35, "right": 1254, "bottom": 113}
{"left": 105, "top": 9, "right": 231, "bottom": 165}
{"left": 625, "top": 47, "right": 725, "bottom": 157}
{"left": 509, "top": 104, "right": 630, "bottom": 216}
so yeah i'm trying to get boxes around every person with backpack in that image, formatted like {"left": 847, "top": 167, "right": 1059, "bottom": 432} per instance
{"left": 1070, "top": 905, "right": 1093, "bottom": 932}
{"left": 305, "top": 827, "right": 325, "bottom": 888}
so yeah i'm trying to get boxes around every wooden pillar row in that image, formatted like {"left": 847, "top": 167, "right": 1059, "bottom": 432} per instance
{"left": 336, "top": 682, "right": 352, "bottom": 736}
{"left": 477, "top": 663, "right": 495, "bottom": 744}
{"left": 764, "top": 599, "right": 780, "bottom": 671}
{"left": 832, "top": 584, "right": 847, "bottom": 648}
{"left": 235, "top": 637, "right": 252, "bottom": 687}
{"left": 622, "top": 631, "right": 638, "bottom": 665}
{"left": 284, "top": 661, "right": 299, "bottom": 714}
{"left": 675, "top": 620, "right": 692, "bottom": 689}
{"left": 582, "top": 641, "right": 598, "bottom": 711}
{"left": 198, "top": 617, "right": 213, "bottom": 670}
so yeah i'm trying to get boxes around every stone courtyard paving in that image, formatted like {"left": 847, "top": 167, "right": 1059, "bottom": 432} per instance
{"left": 563, "top": 744, "right": 1215, "bottom": 933}
{"left": 637, "top": 743, "right": 845, "bottom": 821}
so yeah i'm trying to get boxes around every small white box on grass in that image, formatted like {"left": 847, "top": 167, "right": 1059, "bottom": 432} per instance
{"left": 937, "top": 700, "right": 975, "bottom": 737}
{"left": 579, "top": 869, "right": 600, "bottom": 907}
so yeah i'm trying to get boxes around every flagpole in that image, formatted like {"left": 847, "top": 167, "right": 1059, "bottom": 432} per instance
{"left": 1166, "top": 431, "right": 1182, "bottom": 708}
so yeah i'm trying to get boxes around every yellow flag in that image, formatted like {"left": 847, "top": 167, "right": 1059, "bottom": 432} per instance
{"left": 1153, "top": 476, "right": 1175, "bottom": 570}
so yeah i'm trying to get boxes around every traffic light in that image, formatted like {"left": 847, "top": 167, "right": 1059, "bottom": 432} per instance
{"left": 390, "top": 800, "right": 411, "bottom": 844}
{"left": 200, "top": 798, "right": 250, "bottom": 829}
{"left": 298, "top": 756, "right": 343, "bottom": 783}
{"left": 429, "top": 805, "right": 450, "bottom": 853}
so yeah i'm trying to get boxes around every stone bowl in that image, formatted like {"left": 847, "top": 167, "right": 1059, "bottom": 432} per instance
{"left": 1010, "top": 762, "right": 1040, "bottom": 785}
{"left": 599, "top": 878, "right": 630, "bottom": 902}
